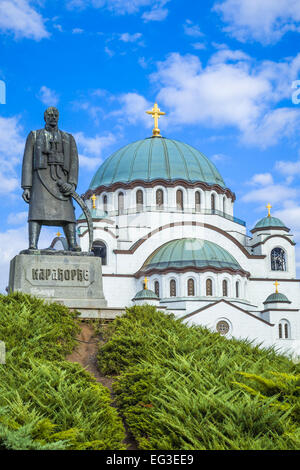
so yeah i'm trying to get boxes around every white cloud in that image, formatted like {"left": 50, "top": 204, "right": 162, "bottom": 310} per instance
{"left": 37, "top": 86, "right": 59, "bottom": 106}
{"left": 249, "top": 173, "right": 274, "bottom": 186}
{"left": 183, "top": 19, "right": 204, "bottom": 38}
{"left": 275, "top": 158, "right": 300, "bottom": 178}
{"left": 119, "top": 32, "right": 143, "bottom": 43}
{"left": 0, "top": 224, "right": 54, "bottom": 293}
{"left": 192, "top": 42, "right": 206, "bottom": 51}
{"left": 241, "top": 184, "right": 299, "bottom": 204}
{"left": 0, "top": 115, "right": 25, "bottom": 194}
{"left": 74, "top": 132, "right": 116, "bottom": 169}
{"left": 214, "top": 0, "right": 300, "bottom": 44}
{"left": 149, "top": 50, "right": 300, "bottom": 147}
{"left": 67, "top": 0, "right": 170, "bottom": 20}
{"left": 72, "top": 28, "right": 84, "bottom": 34}
{"left": 0, "top": 0, "right": 49, "bottom": 40}
{"left": 142, "top": 5, "right": 168, "bottom": 21}
{"left": 110, "top": 92, "right": 152, "bottom": 127}
{"left": 7, "top": 211, "right": 27, "bottom": 225}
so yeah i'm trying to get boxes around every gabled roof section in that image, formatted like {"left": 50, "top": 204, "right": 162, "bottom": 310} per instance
{"left": 181, "top": 299, "right": 274, "bottom": 326}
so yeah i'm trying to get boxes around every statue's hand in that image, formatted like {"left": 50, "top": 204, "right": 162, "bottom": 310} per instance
{"left": 59, "top": 182, "right": 75, "bottom": 196}
{"left": 22, "top": 189, "right": 31, "bottom": 203}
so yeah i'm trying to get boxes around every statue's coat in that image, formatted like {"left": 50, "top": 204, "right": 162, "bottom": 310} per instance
{"left": 21, "top": 128, "right": 79, "bottom": 225}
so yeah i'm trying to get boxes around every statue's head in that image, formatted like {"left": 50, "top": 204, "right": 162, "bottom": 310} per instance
{"left": 44, "top": 107, "right": 59, "bottom": 128}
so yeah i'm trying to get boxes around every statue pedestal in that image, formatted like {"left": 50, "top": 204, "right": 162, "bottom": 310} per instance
{"left": 8, "top": 250, "right": 107, "bottom": 316}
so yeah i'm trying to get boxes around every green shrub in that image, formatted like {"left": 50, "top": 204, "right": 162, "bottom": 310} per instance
{"left": 98, "top": 305, "right": 300, "bottom": 450}
{"left": 0, "top": 293, "right": 126, "bottom": 450}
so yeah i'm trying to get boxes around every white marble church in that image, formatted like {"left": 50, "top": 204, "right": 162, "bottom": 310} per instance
{"left": 77, "top": 103, "right": 300, "bottom": 358}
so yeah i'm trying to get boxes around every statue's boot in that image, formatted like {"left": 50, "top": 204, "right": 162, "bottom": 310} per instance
{"left": 28, "top": 221, "right": 41, "bottom": 250}
{"left": 63, "top": 223, "right": 81, "bottom": 252}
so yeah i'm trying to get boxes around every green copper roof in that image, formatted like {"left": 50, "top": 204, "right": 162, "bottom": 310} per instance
{"left": 254, "top": 216, "right": 286, "bottom": 230}
{"left": 89, "top": 137, "right": 226, "bottom": 188}
{"left": 133, "top": 289, "right": 159, "bottom": 301}
{"left": 264, "top": 292, "right": 290, "bottom": 304}
{"left": 142, "top": 238, "right": 242, "bottom": 272}
{"left": 78, "top": 208, "right": 107, "bottom": 220}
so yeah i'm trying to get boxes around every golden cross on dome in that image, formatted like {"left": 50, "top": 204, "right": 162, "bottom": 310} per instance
{"left": 266, "top": 203, "right": 272, "bottom": 217}
{"left": 146, "top": 102, "right": 166, "bottom": 137}
{"left": 144, "top": 277, "right": 148, "bottom": 290}
{"left": 91, "top": 194, "right": 97, "bottom": 209}
{"left": 56, "top": 230, "right": 61, "bottom": 237}
{"left": 274, "top": 280, "right": 280, "bottom": 294}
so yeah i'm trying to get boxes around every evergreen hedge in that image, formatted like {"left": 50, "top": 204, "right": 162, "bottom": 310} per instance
{"left": 98, "top": 305, "right": 300, "bottom": 450}
{"left": 0, "top": 293, "right": 126, "bottom": 450}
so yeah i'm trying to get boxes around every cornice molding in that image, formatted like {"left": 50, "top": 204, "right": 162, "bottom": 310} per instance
{"left": 84, "top": 178, "right": 236, "bottom": 202}
{"left": 113, "top": 221, "right": 265, "bottom": 260}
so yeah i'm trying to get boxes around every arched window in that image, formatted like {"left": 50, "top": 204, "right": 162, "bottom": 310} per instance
{"left": 176, "top": 190, "right": 184, "bottom": 211}
{"left": 206, "top": 279, "right": 213, "bottom": 296}
{"left": 211, "top": 194, "right": 216, "bottom": 212}
{"left": 103, "top": 195, "right": 108, "bottom": 214}
{"left": 118, "top": 192, "right": 124, "bottom": 215}
{"left": 187, "top": 278, "right": 195, "bottom": 296}
{"left": 279, "top": 320, "right": 290, "bottom": 339}
{"left": 156, "top": 189, "right": 164, "bottom": 209}
{"left": 195, "top": 191, "right": 201, "bottom": 212}
{"left": 223, "top": 197, "right": 226, "bottom": 214}
{"left": 170, "top": 279, "right": 177, "bottom": 297}
{"left": 222, "top": 280, "right": 228, "bottom": 297}
{"left": 236, "top": 281, "right": 240, "bottom": 298}
{"left": 271, "top": 248, "right": 286, "bottom": 271}
{"left": 154, "top": 281, "right": 160, "bottom": 297}
{"left": 92, "top": 240, "right": 107, "bottom": 265}
{"left": 136, "top": 190, "right": 143, "bottom": 212}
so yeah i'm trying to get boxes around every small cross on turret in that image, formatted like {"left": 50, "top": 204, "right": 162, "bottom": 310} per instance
{"left": 91, "top": 194, "right": 97, "bottom": 209}
{"left": 266, "top": 203, "right": 272, "bottom": 217}
{"left": 274, "top": 280, "right": 280, "bottom": 294}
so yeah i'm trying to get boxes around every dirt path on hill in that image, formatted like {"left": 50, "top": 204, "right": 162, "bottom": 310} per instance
{"left": 66, "top": 322, "right": 137, "bottom": 451}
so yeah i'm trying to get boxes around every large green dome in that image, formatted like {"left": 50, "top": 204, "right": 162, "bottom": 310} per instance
{"left": 89, "top": 137, "right": 226, "bottom": 189}
{"left": 141, "top": 238, "right": 242, "bottom": 273}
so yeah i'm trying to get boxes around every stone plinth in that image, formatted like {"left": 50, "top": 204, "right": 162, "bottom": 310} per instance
{"left": 8, "top": 250, "right": 107, "bottom": 315}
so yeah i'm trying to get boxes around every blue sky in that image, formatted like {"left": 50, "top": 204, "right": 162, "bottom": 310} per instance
{"left": 0, "top": 0, "right": 300, "bottom": 291}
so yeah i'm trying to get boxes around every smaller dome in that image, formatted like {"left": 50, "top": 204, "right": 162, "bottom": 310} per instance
{"left": 263, "top": 292, "right": 291, "bottom": 304}
{"left": 252, "top": 216, "right": 288, "bottom": 232}
{"left": 132, "top": 288, "right": 159, "bottom": 301}
{"left": 142, "top": 238, "right": 243, "bottom": 273}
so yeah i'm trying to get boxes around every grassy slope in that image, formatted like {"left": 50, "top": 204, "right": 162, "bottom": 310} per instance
{"left": 98, "top": 305, "right": 300, "bottom": 450}
{"left": 0, "top": 293, "right": 126, "bottom": 450}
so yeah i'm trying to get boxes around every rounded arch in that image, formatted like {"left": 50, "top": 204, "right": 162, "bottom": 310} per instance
{"left": 156, "top": 188, "right": 164, "bottom": 209}
{"left": 170, "top": 278, "right": 177, "bottom": 297}
{"left": 118, "top": 191, "right": 125, "bottom": 214}
{"left": 195, "top": 190, "right": 201, "bottom": 212}
{"left": 222, "top": 196, "right": 226, "bottom": 214}
{"left": 153, "top": 279, "right": 160, "bottom": 298}
{"left": 136, "top": 188, "right": 144, "bottom": 212}
{"left": 210, "top": 192, "right": 219, "bottom": 212}
{"left": 92, "top": 239, "right": 108, "bottom": 265}
{"left": 235, "top": 280, "right": 240, "bottom": 298}
{"left": 278, "top": 319, "right": 291, "bottom": 339}
{"left": 222, "top": 279, "right": 229, "bottom": 297}
{"left": 176, "top": 188, "right": 184, "bottom": 211}
{"left": 103, "top": 193, "right": 108, "bottom": 213}
{"left": 271, "top": 247, "right": 287, "bottom": 271}
{"left": 187, "top": 277, "right": 195, "bottom": 296}
{"left": 206, "top": 277, "right": 213, "bottom": 296}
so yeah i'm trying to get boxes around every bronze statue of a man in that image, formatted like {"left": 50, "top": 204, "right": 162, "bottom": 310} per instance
{"left": 21, "top": 107, "right": 81, "bottom": 251}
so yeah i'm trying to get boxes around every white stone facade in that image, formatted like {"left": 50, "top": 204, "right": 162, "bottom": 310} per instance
{"left": 78, "top": 179, "right": 300, "bottom": 358}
